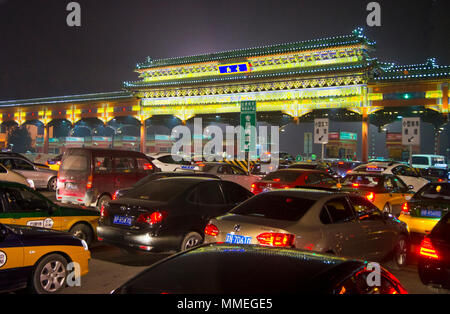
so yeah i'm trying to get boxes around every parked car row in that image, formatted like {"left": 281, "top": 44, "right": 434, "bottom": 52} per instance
{"left": 1, "top": 148, "right": 449, "bottom": 294}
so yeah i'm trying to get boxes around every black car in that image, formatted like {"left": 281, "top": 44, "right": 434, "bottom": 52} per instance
{"left": 97, "top": 177, "right": 253, "bottom": 253}
{"left": 112, "top": 171, "right": 221, "bottom": 200}
{"left": 418, "top": 168, "right": 449, "bottom": 183}
{"left": 112, "top": 243, "right": 408, "bottom": 294}
{"left": 418, "top": 212, "right": 450, "bottom": 290}
{"left": 330, "top": 161, "right": 364, "bottom": 178}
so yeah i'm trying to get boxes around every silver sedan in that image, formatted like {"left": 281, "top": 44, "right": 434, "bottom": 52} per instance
{"left": 204, "top": 188, "right": 410, "bottom": 269}
{"left": 0, "top": 156, "right": 58, "bottom": 191}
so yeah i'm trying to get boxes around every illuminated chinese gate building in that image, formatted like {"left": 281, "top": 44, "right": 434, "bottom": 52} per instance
{"left": 0, "top": 27, "right": 448, "bottom": 162}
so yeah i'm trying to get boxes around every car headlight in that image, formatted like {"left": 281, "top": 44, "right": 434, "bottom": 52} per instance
{"left": 81, "top": 239, "right": 89, "bottom": 251}
{"left": 27, "top": 179, "right": 35, "bottom": 189}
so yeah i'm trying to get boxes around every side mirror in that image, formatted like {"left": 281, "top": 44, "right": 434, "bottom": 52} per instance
{"left": 0, "top": 224, "right": 8, "bottom": 242}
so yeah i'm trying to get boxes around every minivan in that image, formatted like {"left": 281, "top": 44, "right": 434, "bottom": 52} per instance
{"left": 56, "top": 148, "right": 158, "bottom": 209}
{"left": 411, "top": 154, "right": 448, "bottom": 170}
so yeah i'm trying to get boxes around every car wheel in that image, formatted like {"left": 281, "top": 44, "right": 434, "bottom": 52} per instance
{"left": 30, "top": 254, "right": 68, "bottom": 294}
{"left": 387, "top": 235, "right": 409, "bottom": 270}
{"left": 69, "top": 223, "right": 93, "bottom": 247}
{"left": 97, "top": 194, "right": 111, "bottom": 211}
{"left": 180, "top": 232, "right": 203, "bottom": 252}
{"left": 383, "top": 202, "right": 392, "bottom": 214}
{"left": 47, "top": 176, "right": 57, "bottom": 192}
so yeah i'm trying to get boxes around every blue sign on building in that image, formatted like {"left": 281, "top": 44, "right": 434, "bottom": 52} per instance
{"left": 218, "top": 62, "right": 250, "bottom": 75}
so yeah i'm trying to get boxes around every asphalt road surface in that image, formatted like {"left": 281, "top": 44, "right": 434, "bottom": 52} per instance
{"left": 40, "top": 191, "right": 448, "bottom": 294}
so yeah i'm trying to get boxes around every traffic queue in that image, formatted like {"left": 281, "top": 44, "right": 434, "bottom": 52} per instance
{"left": 0, "top": 148, "right": 449, "bottom": 294}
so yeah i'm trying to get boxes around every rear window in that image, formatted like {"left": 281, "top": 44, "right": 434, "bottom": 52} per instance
{"left": 342, "top": 175, "right": 382, "bottom": 188}
{"left": 290, "top": 164, "right": 316, "bottom": 170}
{"left": 263, "top": 171, "right": 301, "bottom": 182}
{"left": 61, "top": 155, "right": 88, "bottom": 171}
{"left": 432, "top": 214, "right": 450, "bottom": 239}
{"left": 231, "top": 194, "right": 316, "bottom": 221}
{"left": 124, "top": 179, "right": 194, "bottom": 202}
{"left": 412, "top": 156, "right": 429, "bottom": 165}
{"left": 431, "top": 157, "right": 447, "bottom": 166}
{"left": 417, "top": 184, "right": 450, "bottom": 200}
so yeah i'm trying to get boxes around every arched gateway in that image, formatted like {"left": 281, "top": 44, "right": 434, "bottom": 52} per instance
{"left": 0, "top": 28, "right": 448, "bottom": 161}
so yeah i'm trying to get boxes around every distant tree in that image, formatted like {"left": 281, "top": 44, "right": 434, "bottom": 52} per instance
{"left": 7, "top": 126, "right": 32, "bottom": 153}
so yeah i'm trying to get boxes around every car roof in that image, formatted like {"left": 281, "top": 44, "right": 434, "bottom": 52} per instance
{"left": 346, "top": 172, "right": 389, "bottom": 177}
{"left": 260, "top": 187, "right": 345, "bottom": 200}
{"left": 153, "top": 176, "right": 220, "bottom": 183}
{"left": 272, "top": 168, "right": 327, "bottom": 174}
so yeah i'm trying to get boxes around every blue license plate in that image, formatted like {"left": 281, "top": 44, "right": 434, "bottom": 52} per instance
{"left": 225, "top": 233, "right": 252, "bottom": 244}
{"left": 113, "top": 215, "right": 133, "bottom": 226}
{"left": 420, "top": 210, "right": 442, "bottom": 218}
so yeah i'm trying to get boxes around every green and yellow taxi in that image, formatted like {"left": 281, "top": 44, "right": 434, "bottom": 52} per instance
{"left": 0, "top": 223, "right": 90, "bottom": 293}
{"left": 0, "top": 181, "right": 99, "bottom": 246}
{"left": 399, "top": 182, "right": 450, "bottom": 248}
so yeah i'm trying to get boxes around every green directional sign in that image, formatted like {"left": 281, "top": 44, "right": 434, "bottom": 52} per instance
{"left": 240, "top": 101, "right": 257, "bottom": 154}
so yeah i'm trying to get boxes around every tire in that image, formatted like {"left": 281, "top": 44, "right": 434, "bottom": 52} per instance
{"left": 69, "top": 223, "right": 93, "bottom": 247}
{"left": 47, "top": 176, "right": 57, "bottom": 192}
{"left": 30, "top": 254, "right": 68, "bottom": 294}
{"left": 180, "top": 232, "right": 203, "bottom": 252}
{"left": 97, "top": 194, "right": 111, "bottom": 211}
{"left": 387, "top": 235, "right": 409, "bottom": 270}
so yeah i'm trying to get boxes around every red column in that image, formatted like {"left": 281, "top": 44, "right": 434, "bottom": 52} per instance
{"left": 43, "top": 124, "right": 49, "bottom": 154}
{"left": 140, "top": 120, "right": 146, "bottom": 153}
{"left": 362, "top": 108, "right": 369, "bottom": 163}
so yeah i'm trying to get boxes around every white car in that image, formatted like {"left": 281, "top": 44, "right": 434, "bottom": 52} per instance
{"left": 196, "top": 162, "right": 262, "bottom": 191}
{"left": 350, "top": 162, "right": 429, "bottom": 192}
{"left": 0, "top": 164, "right": 35, "bottom": 188}
{"left": 148, "top": 153, "right": 193, "bottom": 172}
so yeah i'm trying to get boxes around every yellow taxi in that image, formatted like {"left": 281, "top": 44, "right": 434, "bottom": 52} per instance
{"left": 46, "top": 154, "right": 62, "bottom": 171}
{"left": 0, "top": 181, "right": 99, "bottom": 246}
{"left": 399, "top": 182, "right": 450, "bottom": 247}
{"left": 340, "top": 173, "right": 414, "bottom": 216}
{"left": 0, "top": 223, "right": 90, "bottom": 293}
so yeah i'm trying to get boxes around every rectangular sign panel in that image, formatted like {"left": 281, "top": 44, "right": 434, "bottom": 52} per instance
{"left": 314, "top": 118, "right": 329, "bottom": 144}
{"left": 402, "top": 118, "right": 420, "bottom": 146}
{"left": 218, "top": 62, "right": 251, "bottom": 75}
{"left": 240, "top": 101, "right": 257, "bottom": 153}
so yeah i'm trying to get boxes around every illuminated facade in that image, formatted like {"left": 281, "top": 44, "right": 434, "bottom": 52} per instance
{"left": 0, "top": 28, "right": 448, "bottom": 161}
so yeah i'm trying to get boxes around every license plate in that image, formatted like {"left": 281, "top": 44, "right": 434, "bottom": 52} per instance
{"left": 65, "top": 182, "right": 77, "bottom": 190}
{"left": 113, "top": 215, "right": 133, "bottom": 226}
{"left": 420, "top": 210, "right": 442, "bottom": 218}
{"left": 225, "top": 233, "right": 252, "bottom": 244}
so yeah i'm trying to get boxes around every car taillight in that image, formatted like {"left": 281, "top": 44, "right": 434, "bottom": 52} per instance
{"left": 112, "top": 190, "right": 119, "bottom": 200}
{"left": 144, "top": 163, "right": 153, "bottom": 170}
{"left": 419, "top": 237, "right": 440, "bottom": 259}
{"left": 137, "top": 211, "right": 167, "bottom": 225}
{"left": 86, "top": 175, "right": 93, "bottom": 189}
{"left": 256, "top": 232, "right": 295, "bottom": 247}
{"left": 250, "top": 183, "right": 259, "bottom": 194}
{"left": 366, "top": 192, "right": 375, "bottom": 202}
{"left": 204, "top": 223, "right": 219, "bottom": 236}
{"left": 401, "top": 202, "right": 410, "bottom": 215}
{"left": 100, "top": 204, "right": 108, "bottom": 218}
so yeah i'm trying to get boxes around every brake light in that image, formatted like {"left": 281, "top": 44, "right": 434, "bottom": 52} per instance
{"left": 204, "top": 223, "right": 219, "bottom": 236}
{"left": 86, "top": 175, "right": 93, "bottom": 189}
{"left": 401, "top": 202, "right": 410, "bottom": 215}
{"left": 137, "top": 211, "right": 167, "bottom": 225}
{"left": 143, "top": 163, "right": 153, "bottom": 170}
{"left": 366, "top": 192, "right": 375, "bottom": 202}
{"left": 419, "top": 237, "right": 440, "bottom": 259}
{"left": 250, "top": 183, "right": 259, "bottom": 194}
{"left": 256, "top": 232, "right": 295, "bottom": 247}
{"left": 112, "top": 190, "right": 119, "bottom": 200}
{"left": 352, "top": 183, "right": 359, "bottom": 188}
{"left": 57, "top": 161, "right": 61, "bottom": 165}
{"left": 273, "top": 178, "right": 281, "bottom": 182}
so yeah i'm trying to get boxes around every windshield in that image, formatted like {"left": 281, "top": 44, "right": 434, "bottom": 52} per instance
{"left": 417, "top": 184, "right": 450, "bottom": 200}
{"left": 263, "top": 171, "right": 301, "bottom": 182}
{"left": 60, "top": 155, "right": 88, "bottom": 171}
{"left": 125, "top": 179, "right": 195, "bottom": 202}
{"left": 231, "top": 194, "right": 316, "bottom": 221}
{"left": 342, "top": 175, "right": 382, "bottom": 188}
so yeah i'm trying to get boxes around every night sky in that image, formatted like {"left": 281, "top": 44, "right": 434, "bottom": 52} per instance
{"left": 0, "top": 0, "right": 449, "bottom": 101}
